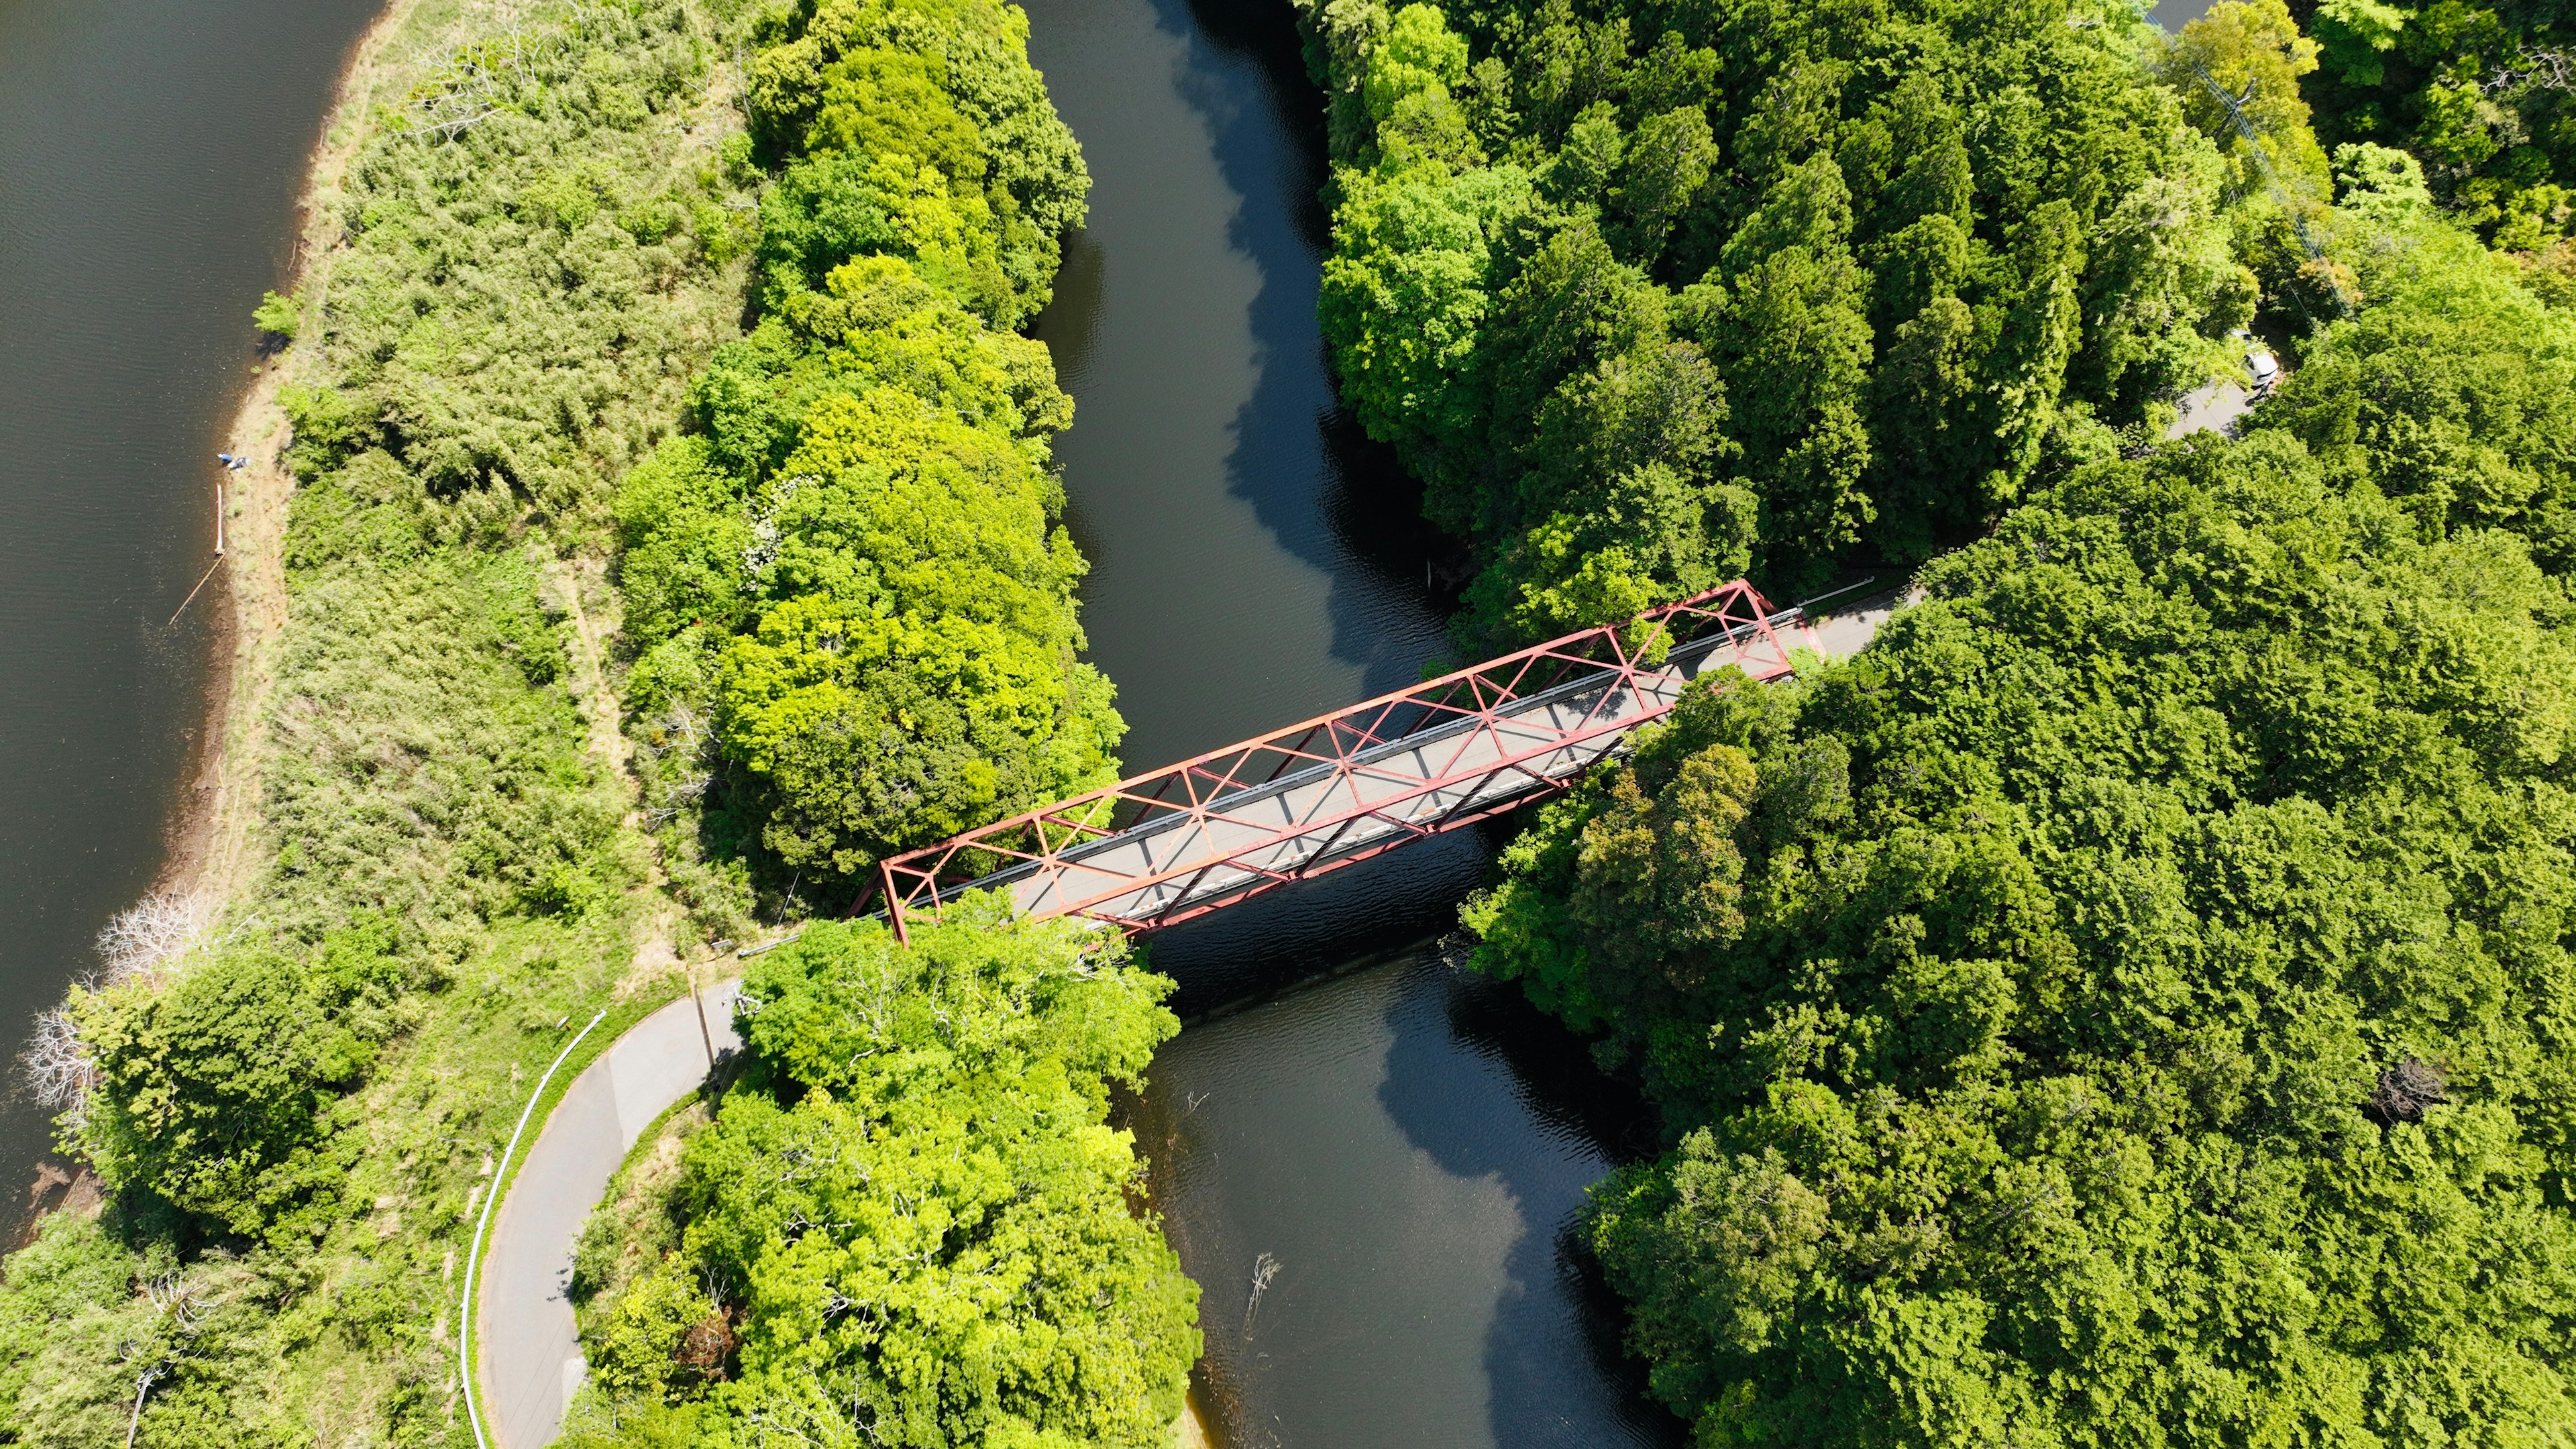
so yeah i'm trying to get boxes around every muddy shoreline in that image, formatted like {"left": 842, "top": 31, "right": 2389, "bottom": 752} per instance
{"left": 152, "top": 0, "right": 419, "bottom": 913}
{"left": 14, "top": 0, "right": 419, "bottom": 1238}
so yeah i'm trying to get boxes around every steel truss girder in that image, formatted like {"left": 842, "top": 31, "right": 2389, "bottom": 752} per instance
{"left": 869, "top": 580, "right": 1800, "bottom": 941}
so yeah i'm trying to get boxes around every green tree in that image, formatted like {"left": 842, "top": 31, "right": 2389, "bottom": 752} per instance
{"left": 1320, "top": 160, "right": 1538, "bottom": 502}
{"left": 659, "top": 912, "right": 1199, "bottom": 1447}
{"left": 2294, "top": 0, "right": 2575, "bottom": 249}
{"left": 250, "top": 288, "right": 297, "bottom": 341}
{"left": 745, "top": 0, "right": 1091, "bottom": 322}
{"left": 706, "top": 383, "right": 1118, "bottom": 875}
{"left": 2249, "top": 203, "right": 2576, "bottom": 568}
{"left": 1466, "top": 433, "right": 2576, "bottom": 1446}
{"left": 2161, "top": 0, "right": 2334, "bottom": 201}
{"left": 1308, "top": 0, "right": 2251, "bottom": 639}
{"left": 71, "top": 921, "right": 406, "bottom": 1243}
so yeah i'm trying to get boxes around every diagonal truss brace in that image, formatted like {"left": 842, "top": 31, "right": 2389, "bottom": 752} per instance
{"left": 869, "top": 580, "right": 1803, "bottom": 941}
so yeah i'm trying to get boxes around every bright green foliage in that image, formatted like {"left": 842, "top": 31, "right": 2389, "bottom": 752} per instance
{"left": 711, "top": 388, "right": 1109, "bottom": 871}
{"left": 757, "top": 148, "right": 1021, "bottom": 324}
{"left": 744, "top": 0, "right": 1089, "bottom": 323}
{"left": 0, "top": 1216, "right": 305, "bottom": 1448}
{"left": 1318, "top": 159, "right": 1538, "bottom": 467}
{"left": 251, "top": 288, "right": 298, "bottom": 341}
{"left": 0, "top": 3, "right": 767, "bottom": 1442}
{"left": 570, "top": 911, "right": 1200, "bottom": 1447}
{"left": 1367, "top": 4, "right": 1472, "bottom": 131}
{"left": 586, "top": 1254, "right": 722, "bottom": 1401}
{"left": 2249, "top": 207, "right": 2576, "bottom": 570}
{"left": 1466, "top": 435, "right": 2576, "bottom": 1446}
{"left": 2296, "top": 0, "right": 2576, "bottom": 250}
{"left": 2161, "top": 0, "right": 2334, "bottom": 201}
{"left": 619, "top": 0, "right": 1118, "bottom": 893}
{"left": 1304, "top": 0, "right": 2253, "bottom": 630}
{"left": 280, "top": 5, "right": 752, "bottom": 527}
{"left": 613, "top": 435, "right": 756, "bottom": 657}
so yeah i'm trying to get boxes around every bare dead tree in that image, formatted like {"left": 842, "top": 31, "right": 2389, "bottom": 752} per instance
{"left": 2484, "top": 48, "right": 2575, "bottom": 95}
{"left": 123, "top": 1272, "right": 215, "bottom": 1447}
{"left": 396, "top": 24, "right": 552, "bottom": 142}
{"left": 2370, "top": 1057, "right": 2451, "bottom": 1124}
{"left": 123, "top": 1362, "right": 165, "bottom": 1449}
{"left": 1241, "top": 1251, "right": 1281, "bottom": 1338}
{"left": 95, "top": 890, "right": 213, "bottom": 985}
{"left": 22, "top": 888, "right": 211, "bottom": 1124}
{"left": 22, "top": 1008, "right": 96, "bottom": 1124}
{"left": 641, "top": 702, "right": 717, "bottom": 826}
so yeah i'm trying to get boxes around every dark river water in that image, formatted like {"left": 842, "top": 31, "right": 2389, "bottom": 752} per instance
{"left": 1021, "top": 0, "right": 1682, "bottom": 1443}
{"left": 2, "top": 0, "right": 1686, "bottom": 1434}
{"left": 0, "top": 0, "right": 385, "bottom": 1214}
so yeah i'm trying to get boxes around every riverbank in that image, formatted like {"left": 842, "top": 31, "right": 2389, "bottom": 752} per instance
{"left": 16, "top": 0, "right": 419, "bottom": 1234}
{"left": 0, "top": 1, "right": 779, "bottom": 1436}
{"left": 0, "top": 0, "right": 412, "bottom": 1220}
{"left": 162, "top": 0, "right": 405, "bottom": 931}
{"left": 0, "top": 0, "right": 1224, "bottom": 1436}
{"left": 177, "top": 0, "right": 656, "bottom": 928}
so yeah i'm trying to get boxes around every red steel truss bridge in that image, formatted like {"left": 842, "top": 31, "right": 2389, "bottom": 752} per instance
{"left": 869, "top": 580, "right": 1811, "bottom": 941}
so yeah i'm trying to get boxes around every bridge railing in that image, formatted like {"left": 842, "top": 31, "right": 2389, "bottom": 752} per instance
{"left": 869, "top": 579, "right": 1797, "bottom": 938}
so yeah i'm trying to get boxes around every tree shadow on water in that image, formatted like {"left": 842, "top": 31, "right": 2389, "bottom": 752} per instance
{"left": 1140, "top": 827, "right": 1496, "bottom": 1020}
{"left": 1157, "top": 0, "right": 1454, "bottom": 700}
{"left": 1374, "top": 959, "right": 1687, "bottom": 1449}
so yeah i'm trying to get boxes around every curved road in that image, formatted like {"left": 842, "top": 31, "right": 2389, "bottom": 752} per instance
{"left": 477, "top": 978, "right": 743, "bottom": 1449}
{"left": 463, "top": 582, "right": 1909, "bottom": 1449}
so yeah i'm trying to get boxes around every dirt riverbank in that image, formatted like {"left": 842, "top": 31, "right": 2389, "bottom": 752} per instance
{"left": 154, "top": 0, "right": 432, "bottom": 918}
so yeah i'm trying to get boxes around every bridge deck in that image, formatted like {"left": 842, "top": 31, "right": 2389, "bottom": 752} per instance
{"left": 875, "top": 581, "right": 1801, "bottom": 936}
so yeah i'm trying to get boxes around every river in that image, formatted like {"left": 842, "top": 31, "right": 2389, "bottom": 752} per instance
{"left": 0, "top": 0, "right": 386, "bottom": 1217}
{"left": 0, "top": 0, "right": 1682, "bottom": 1435}
{"left": 1021, "top": 0, "right": 1682, "bottom": 1443}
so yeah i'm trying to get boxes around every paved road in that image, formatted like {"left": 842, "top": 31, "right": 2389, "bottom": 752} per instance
{"left": 463, "top": 582, "right": 1921, "bottom": 1449}
{"left": 1805, "top": 585, "right": 1913, "bottom": 658}
{"left": 478, "top": 978, "right": 743, "bottom": 1449}
{"left": 2168, "top": 378, "right": 2256, "bottom": 438}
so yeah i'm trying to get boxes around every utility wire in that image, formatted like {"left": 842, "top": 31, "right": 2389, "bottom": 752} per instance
{"left": 2190, "top": 61, "right": 2351, "bottom": 317}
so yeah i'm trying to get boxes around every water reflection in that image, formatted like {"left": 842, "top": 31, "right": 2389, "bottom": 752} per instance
{"left": 1026, "top": 0, "right": 1448, "bottom": 774}
{"left": 1021, "top": 0, "right": 1678, "bottom": 1438}
{"left": 1134, "top": 954, "right": 1684, "bottom": 1449}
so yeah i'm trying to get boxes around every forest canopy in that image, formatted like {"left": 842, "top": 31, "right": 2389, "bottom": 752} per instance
{"left": 2294, "top": 0, "right": 2575, "bottom": 254}
{"left": 0, "top": 0, "right": 1153, "bottom": 1444}
{"left": 0, "top": 3, "right": 763, "bottom": 1442}
{"left": 1305, "top": 0, "right": 2258, "bottom": 640}
{"left": 560, "top": 910, "right": 1199, "bottom": 1448}
{"left": 2247, "top": 191, "right": 2576, "bottom": 568}
{"left": 1465, "top": 436, "right": 2576, "bottom": 1446}
{"left": 561, "top": 4, "right": 1201, "bottom": 1444}
{"left": 617, "top": 0, "right": 1124, "bottom": 900}
{"left": 1384, "top": 0, "right": 2576, "bottom": 1442}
